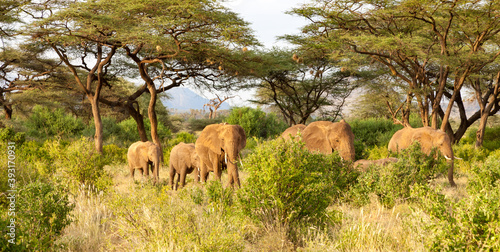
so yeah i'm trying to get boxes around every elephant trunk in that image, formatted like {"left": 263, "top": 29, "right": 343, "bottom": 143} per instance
{"left": 340, "top": 141, "right": 355, "bottom": 161}
{"left": 153, "top": 155, "right": 160, "bottom": 182}
{"left": 225, "top": 141, "right": 241, "bottom": 188}
{"left": 440, "top": 146, "right": 456, "bottom": 187}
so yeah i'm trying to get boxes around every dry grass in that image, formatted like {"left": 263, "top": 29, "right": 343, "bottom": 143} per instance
{"left": 56, "top": 162, "right": 471, "bottom": 252}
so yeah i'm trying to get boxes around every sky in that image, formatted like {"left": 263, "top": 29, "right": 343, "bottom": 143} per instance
{"left": 195, "top": 0, "right": 311, "bottom": 107}
{"left": 222, "top": 0, "right": 310, "bottom": 48}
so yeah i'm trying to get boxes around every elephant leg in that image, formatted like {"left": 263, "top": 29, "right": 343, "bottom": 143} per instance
{"left": 199, "top": 162, "right": 208, "bottom": 183}
{"left": 226, "top": 165, "right": 241, "bottom": 188}
{"left": 179, "top": 169, "right": 187, "bottom": 189}
{"left": 210, "top": 153, "right": 221, "bottom": 181}
{"left": 192, "top": 167, "right": 200, "bottom": 184}
{"left": 129, "top": 163, "right": 135, "bottom": 180}
{"left": 175, "top": 173, "right": 180, "bottom": 191}
{"left": 448, "top": 161, "right": 456, "bottom": 187}
{"left": 169, "top": 165, "right": 175, "bottom": 190}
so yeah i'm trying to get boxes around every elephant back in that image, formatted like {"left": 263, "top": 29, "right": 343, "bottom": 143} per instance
{"left": 281, "top": 124, "right": 306, "bottom": 140}
{"left": 301, "top": 121, "right": 334, "bottom": 154}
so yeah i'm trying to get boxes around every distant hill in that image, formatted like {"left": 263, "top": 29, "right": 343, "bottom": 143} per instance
{"left": 161, "top": 87, "right": 231, "bottom": 112}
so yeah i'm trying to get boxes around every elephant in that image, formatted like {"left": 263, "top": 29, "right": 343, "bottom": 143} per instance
{"left": 195, "top": 123, "right": 246, "bottom": 188}
{"left": 281, "top": 124, "right": 306, "bottom": 140}
{"left": 169, "top": 142, "right": 200, "bottom": 190}
{"left": 388, "top": 126, "right": 457, "bottom": 187}
{"left": 127, "top": 141, "right": 161, "bottom": 182}
{"left": 300, "top": 120, "right": 355, "bottom": 161}
{"left": 353, "top": 157, "right": 399, "bottom": 172}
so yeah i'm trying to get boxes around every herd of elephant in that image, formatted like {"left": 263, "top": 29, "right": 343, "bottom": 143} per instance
{"left": 127, "top": 120, "right": 458, "bottom": 190}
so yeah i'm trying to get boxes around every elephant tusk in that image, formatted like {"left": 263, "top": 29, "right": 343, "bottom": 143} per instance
{"left": 225, "top": 152, "right": 227, "bottom": 163}
{"left": 238, "top": 153, "right": 244, "bottom": 169}
{"left": 444, "top": 155, "right": 452, "bottom": 160}
{"left": 454, "top": 156, "right": 463, "bottom": 160}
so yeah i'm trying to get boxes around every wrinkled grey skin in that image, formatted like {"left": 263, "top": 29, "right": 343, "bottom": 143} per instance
{"left": 353, "top": 157, "right": 399, "bottom": 172}
{"left": 127, "top": 141, "right": 161, "bottom": 182}
{"left": 169, "top": 142, "right": 200, "bottom": 190}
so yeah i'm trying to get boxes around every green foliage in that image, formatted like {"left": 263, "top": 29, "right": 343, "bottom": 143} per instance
{"left": 462, "top": 126, "right": 500, "bottom": 150}
{"left": 84, "top": 117, "right": 173, "bottom": 147}
{"left": 206, "top": 180, "right": 234, "bottom": 210}
{"left": 0, "top": 127, "right": 25, "bottom": 144}
{"left": 238, "top": 138, "right": 356, "bottom": 241}
{"left": 349, "top": 143, "right": 447, "bottom": 207}
{"left": 55, "top": 137, "right": 113, "bottom": 192}
{"left": 1, "top": 181, "right": 73, "bottom": 251}
{"left": 350, "top": 118, "right": 403, "bottom": 160}
{"left": 410, "top": 154, "right": 500, "bottom": 250}
{"left": 102, "top": 144, "right": 127, "bottom": 164}
{"left": 188, "top": 117, "right": 225, "bottom": 132}
{"left": 26, "top": 105, "right": 85, "bottom": 139}
{"left": 225, "top": 107, "right": 287, "bottom": 139}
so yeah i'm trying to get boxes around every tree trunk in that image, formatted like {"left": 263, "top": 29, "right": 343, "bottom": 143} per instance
{"left": 90, "top": 96, "right": 103, "bottom": 153}
{"left": 147, "top": 83, "right": 163, "bottom": 164}
{"left": 475, "top": 113, "right": 488, "bottom": 148}
{"left": 126, "top": 102, "right": 148, "bottom": 142}
{"left": 4, "top": 104, "right": 12, "bottom": 120}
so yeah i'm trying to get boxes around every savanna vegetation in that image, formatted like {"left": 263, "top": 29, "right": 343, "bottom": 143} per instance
{"left": 2, "top": 0, "right": 500, "bottom": 251}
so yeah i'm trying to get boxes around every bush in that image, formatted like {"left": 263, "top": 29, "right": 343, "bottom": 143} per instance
{"left": 0, "top": 181, "right": 74, "bottom": 251}
{"left": 26, "top": 105, "right": 85, "bottom": 139}
{"left": 410, "top": 153, "right": 500, "bottom": 250}
{"left": 350, "top": 118, "right": 403, "bottom": 160}
{"left": 0, "top": 127, "right": 25, "bottom": 144}
{"left": 43, "top": 137, "right": 113, "bottom": 192}
{"left": 225, "top": 107, "right": 288, "bottom": 139}
{"left": 84, "top": 117, "right": 173, "bottom": 147}
{"left": 461, "top": 126, "right": 500, "bottom": 150}
{"left": 238, "top": 137, "right": 356, "bottom": 244}
{"left": 348, "top": 143, "right": 447, "bottom": 207}
{"left": 188, "top": 117, "right": 224, "bottom": 132}
{"left": 102, "top": 144, "right": 127, "bottom": 164}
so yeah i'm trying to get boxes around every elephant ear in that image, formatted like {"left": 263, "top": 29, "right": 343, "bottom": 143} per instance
{"left": 200, "top": 124, "right": 223, "bottom": 155}
{"left": 234, "top": 125, "right": 247, "bottom": 151}
{"left": 302, "top": 121, "right": 332, "bottom": 154}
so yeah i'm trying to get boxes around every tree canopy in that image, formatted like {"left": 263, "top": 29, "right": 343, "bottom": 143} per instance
{"left": 290, "top": 0, "right": 500, "bottom": 143}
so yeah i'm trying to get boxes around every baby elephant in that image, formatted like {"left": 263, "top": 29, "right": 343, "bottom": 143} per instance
{"left": 353, "top": 157, "right": 398, "bottom": 172}
{"left": 169, "top": 142, "right": 200, "bottom": 190}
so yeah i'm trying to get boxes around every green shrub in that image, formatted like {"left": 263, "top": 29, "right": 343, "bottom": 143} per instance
{"left": 238, "top": 137, "right": 356, "bottom": 243}
{"left": 349, "top": 143, "right": 447, "bottom": 207}
{"left": 410, "top": 154, "right": 500, "bottom": 250}
{"left": 84, "top": 117, "right": 173, "bottom": 147}
{"left": 461, "top": 126, "right": 500, "bottom": 150}
{"left": 225, "top": 107, "right": 288, "bottom": 139}
{"left": 102, "top": 144, "right": 127, "bottom": 164}
{"left": 206, "top": 180, "right": 234, "bottom": 210}
{"left": 26, "top": 105, "right": 85, "bottom": 139}
{"left": 350, "top": 118, "right": 403, "bottom": 160}
{"left": 52, "top": 137, "right": 113, "bottom": 192}
{"left": 0, "top": 181, "right": 74, "bottom": 251}
{"left": 0, "top": 127, "right": 25, "bottom": 144}
{"left": 188, "top": 117, "right": 224, "bottom": 132}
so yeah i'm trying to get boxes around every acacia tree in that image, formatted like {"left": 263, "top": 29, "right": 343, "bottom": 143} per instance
{"left": 28, "top": 0, "right": 258, "bottom": 152}
{"left": 291, "top": 0, "right": 500, "bottom": 143}
{"left": 252, "top": 48, "right": 356, "bottom": 125}
{"left": 204, "top": 94, "right": 234, "bottom": 119}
